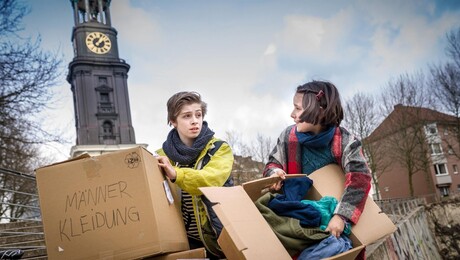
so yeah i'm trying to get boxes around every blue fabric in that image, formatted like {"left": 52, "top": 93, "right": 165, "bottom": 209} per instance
{"left": 295, "top": 126, "right": 336, "bottom": 148}
{"left": 282, "top": 175, "right": 313, "bottom": 201}
{"left": 301, "top": 196, "right": 351, "bottom": 236}
{"left": 297, "top": 234, "right": 353, "bottom": 260}
{"left": 268, "top": 177, "right": 322, "bottom": 227}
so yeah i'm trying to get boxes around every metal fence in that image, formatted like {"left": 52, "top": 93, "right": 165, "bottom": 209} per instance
{"left": 0, "top": 168, "right": 41, "bottom": 223}
{"left": 0, "top": 168, "right": 46, "bottom": 259}
{"left": 374, "top": 197, "right": 426, "bottom": 224}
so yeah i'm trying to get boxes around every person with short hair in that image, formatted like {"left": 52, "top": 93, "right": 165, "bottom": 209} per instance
{"left": 156, "top": 91, "right": 234, "bottom": 259}
{"left": 264, "top": 80, "right": 371, "bottom": 238}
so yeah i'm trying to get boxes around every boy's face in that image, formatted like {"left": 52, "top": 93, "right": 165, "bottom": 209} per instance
{"left": 171, "top": 102, "right": 203, "bottom": 146}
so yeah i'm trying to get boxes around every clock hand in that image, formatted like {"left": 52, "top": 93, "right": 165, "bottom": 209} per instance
{"left": 96, "top": 37, "right": 103, "bottom": 46}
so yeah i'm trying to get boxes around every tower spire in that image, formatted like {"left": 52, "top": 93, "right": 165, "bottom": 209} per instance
{"left": 67, "top": 0, "right": 145, "bottom": 158}
{"left": 71, "top": 0, "right": 112, "bottom": 26}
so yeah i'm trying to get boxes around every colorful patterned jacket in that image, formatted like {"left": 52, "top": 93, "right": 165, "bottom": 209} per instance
{"left": 263, "top": 125, "right": 371, "bottom": 224}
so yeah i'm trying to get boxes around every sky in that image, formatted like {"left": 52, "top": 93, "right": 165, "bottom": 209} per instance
{"left": 20, "top": 0, "right": 460, "bottom": 163}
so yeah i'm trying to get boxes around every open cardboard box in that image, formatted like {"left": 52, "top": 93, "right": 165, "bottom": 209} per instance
{"left": 143, "top": 247, "right": 207, "bottom": 260}
{"left": 35, "top": 146, "right": 189, "bottom": 260}
{"left": 200, "top": 164, "right": 397, "bottom": 260}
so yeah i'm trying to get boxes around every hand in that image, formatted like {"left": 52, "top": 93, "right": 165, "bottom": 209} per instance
{"left": 269, "top": 169, "right": 286, "bottom": 192}
{"left": 156, "top": 156, "right": 177, "bottom": 181}
{"left": 325, "top": 214, "right": 346, "bottom": 238}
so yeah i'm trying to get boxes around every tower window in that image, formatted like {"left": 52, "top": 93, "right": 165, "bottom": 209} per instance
{"left": 100, "top": 93, "right": 110, "bottom": 102}
{"left": 103, "top": 121, "right": 113, "bottom": 136}
{"left": 99, "top": 77, "right": 108, "bottom": 85}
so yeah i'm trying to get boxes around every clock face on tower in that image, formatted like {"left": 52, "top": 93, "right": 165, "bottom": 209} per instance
{"left": 86, "top": 32, "right": 112, "bottom": 54}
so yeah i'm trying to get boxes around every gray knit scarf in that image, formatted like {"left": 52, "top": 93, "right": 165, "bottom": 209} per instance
{"left": 162, "top": 121, "right": 215, "bottom": 166}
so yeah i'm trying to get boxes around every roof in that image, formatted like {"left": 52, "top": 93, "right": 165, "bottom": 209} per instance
{"left": 366, "top": 104, "right": 457, "bottom": 143}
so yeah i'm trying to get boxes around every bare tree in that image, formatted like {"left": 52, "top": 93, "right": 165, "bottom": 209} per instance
{"left": 343, "top": 93, "right": 389, "bottom": 199}
{"left": 343, "top": 92, "right": 380, "bottom": 140}
{"left": 225, "top": 129, "right": 248, "bottom": 156}
{"left": 374, "top": 72, "right": 435, "bottom": 197}
{"left": 0, "top": 0, "right": 27, "bottom": 36}
{"left": 0, "top": 0, "right": 63, "bottom": 221}
{"left": 225, "top": 130, "right": 274, "bottom": 164}
{"left": 248, "top": 133, "right": 273, "bottom": 164}
{"left": 430, "top": 27, "right": 460, "bottom": 159}
{"left": 225, "top": 130, "right": 273, "bottom": 184}
{"left": 381, "top": 72, "right": 436, "bottom": 114}
{"left": 0, "top": 0, "right": 63, "bottom": 172}
{"left": 446, "top": 28, "right": 460, "bottom": 69}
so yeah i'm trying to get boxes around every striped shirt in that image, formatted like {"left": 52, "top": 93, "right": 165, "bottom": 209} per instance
{"left": 181, "top": 190, "right": 199, "bottom": 240}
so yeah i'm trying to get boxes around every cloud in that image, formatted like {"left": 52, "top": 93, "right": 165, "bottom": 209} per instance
{"left": 281, "top": 15, "right": 325, "bottom": 56}
{"left": 279, "top": 8, "right": 356, "bottom": 63}
{"left": 28, "top": 0, "right": 460, "bottom": 163}
{"left": 110, "top": 0, "right": 162, "bottom": 53}
{"left": 264, "top": 43, "right": 277, "bottom": 56}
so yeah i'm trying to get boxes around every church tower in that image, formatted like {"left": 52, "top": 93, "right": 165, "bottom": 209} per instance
{"left": 67, "top": 0, "right": 143, "bottom": 157}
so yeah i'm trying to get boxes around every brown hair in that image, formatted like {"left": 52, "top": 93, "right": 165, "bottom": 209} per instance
{"left": 296, "top": 80, "right": 343, "bottom": 126}
{"left": 166, "top": 91, "right": 207, "bottom": 125}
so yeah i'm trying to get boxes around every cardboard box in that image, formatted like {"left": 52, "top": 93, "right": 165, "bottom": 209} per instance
{"left": 143, "top": 247, "right": 207, "bottom": 260}
{"left": 200, "top": 164, "right": 397, "bottom": 260}
{"left": 36, "top": 146, "right": 188, "bottom": 260}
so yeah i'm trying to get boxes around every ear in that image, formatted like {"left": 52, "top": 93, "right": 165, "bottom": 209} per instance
{"left": 170, "top": 121, "right": 177, "bottom": 128}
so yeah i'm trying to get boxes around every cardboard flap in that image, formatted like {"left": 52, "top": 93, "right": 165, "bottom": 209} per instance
{"left": 200, "top": 186, "right": 291, "bottom": 260}
{"left": 242, "top": 174, "right": 305, "bottom": 202}
{"left": 308, "top": 164, "right": 397, "bottom": 245}
{"left": 144, "top": 247, "right": 206, "bottom": 260}
{"left": 35, "top": 153, "right": 91, "bottom": 171}
{"left": 324, "top": 245, "right": 365, "bottom": 260}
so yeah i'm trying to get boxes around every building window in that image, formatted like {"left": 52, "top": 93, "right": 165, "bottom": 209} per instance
{"left": 448, "top": 145, "right": 454, "bottom": 155}
{"left": 439, "top": 187, "right": 449, "bottom": 197}
{"left": 434, "top": 164, "right": 448, "bottom": 175}
{"left": 98, "top": 92, "right": 113, "bottom": 113}
{"left": 99, "top": 77, "right": 108, "bottom": 85}
{"left": 100, "top": 93, "right": 110, "bottom": 102}
{"left": 102, "top": 121, "right": 114, "bottom": 138}
{"left": 430, "top": 143, "right": 443, "bottom": 155}
{"left": 426, "top": 124, "right": 438, "bottom": 135}
{"left": 453, "top": 165, "right": 458, "bottom": 174}
{"left": 458, "top": 184, "right": 460, "bottom": 192}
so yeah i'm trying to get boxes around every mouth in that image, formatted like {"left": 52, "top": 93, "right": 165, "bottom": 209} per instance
{"left": 190, "top": 127, "right": 200, "bottom": 132}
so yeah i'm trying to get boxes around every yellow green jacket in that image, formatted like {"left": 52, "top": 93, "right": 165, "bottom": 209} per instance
{"left": 156, "top": 137, "right": 234, "bottom": 256}
{"left": 156, "top": 137, "right": 234, "bottom": 195}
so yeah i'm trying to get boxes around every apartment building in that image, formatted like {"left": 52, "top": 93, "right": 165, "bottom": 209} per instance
{"left": 365, "top": 104, "right": 460, "bottom": 201}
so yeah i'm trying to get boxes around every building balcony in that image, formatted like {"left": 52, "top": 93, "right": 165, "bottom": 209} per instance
{"left": 435, "top": 174, "right": 452, "bottom": 186}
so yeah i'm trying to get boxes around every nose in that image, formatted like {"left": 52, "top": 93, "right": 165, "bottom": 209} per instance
{"left": 191, "top": 116, "right": 198, "bottom": 124}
